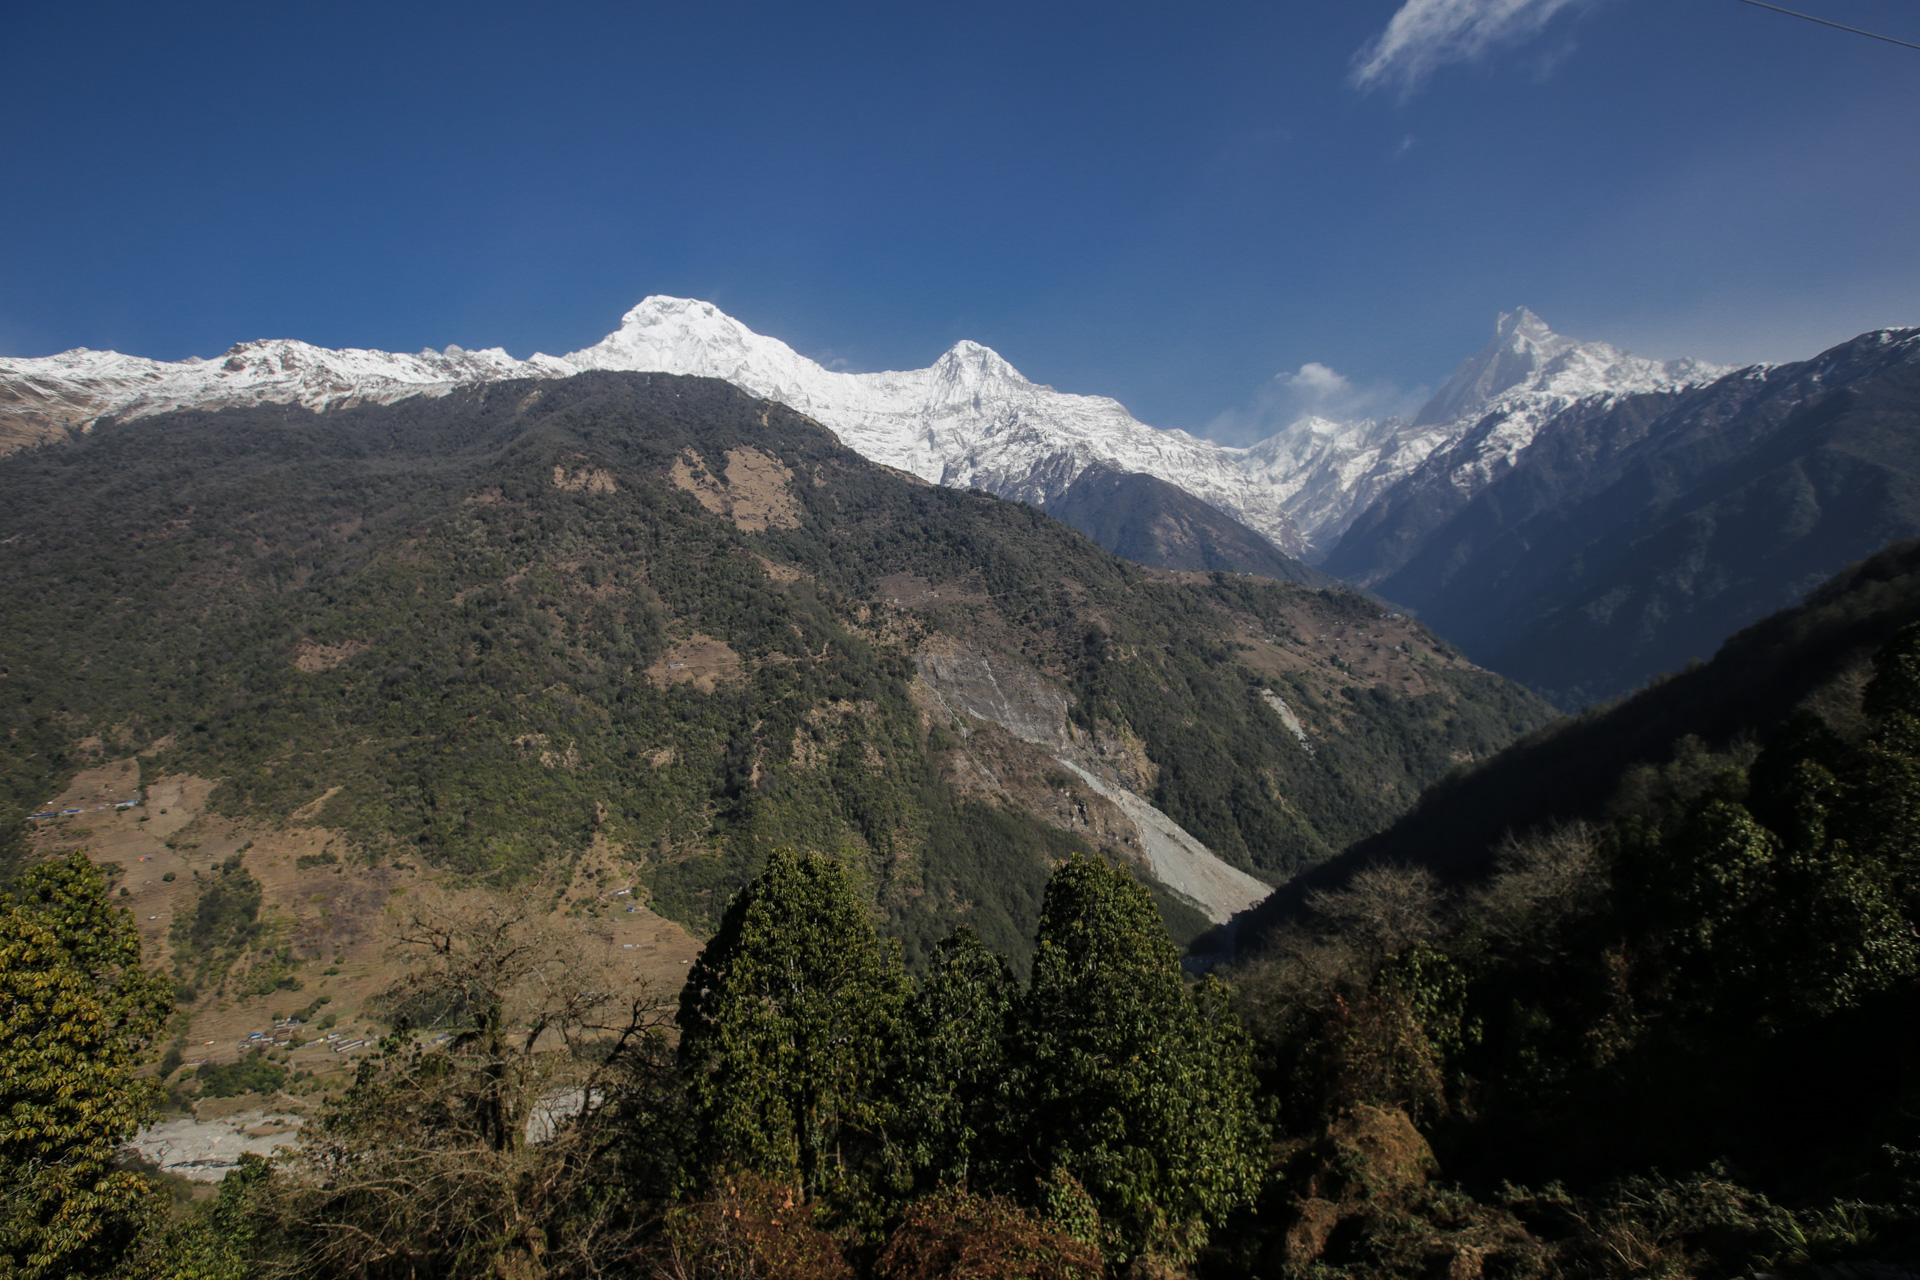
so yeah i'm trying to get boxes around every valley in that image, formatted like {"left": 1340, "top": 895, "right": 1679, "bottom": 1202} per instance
{"left": 0, "top": 370, "right": 1550, "bottom": 971}
{"left": 5, "top": 303, "right": 1920, "bottom": 1280}
{"left": 12, "top": 0, "right": 1920, "bottom": 1272}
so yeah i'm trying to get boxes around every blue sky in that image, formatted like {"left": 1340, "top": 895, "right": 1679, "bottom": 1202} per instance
{"left": 4, "top": 0, "right": 1917, "bottom": 444}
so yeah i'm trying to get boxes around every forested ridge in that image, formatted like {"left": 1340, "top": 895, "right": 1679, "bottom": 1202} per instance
{"left": 19, "top": 372, "right": 1920, "bottom": 1277}
{"left": 0, "top": 371, "right": 1548, "bottom": 962}
{"left": 14, "top": 597, "right": 1920, "bottom": 1278}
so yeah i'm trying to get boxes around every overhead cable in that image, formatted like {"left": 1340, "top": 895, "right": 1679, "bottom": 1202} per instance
{"left": 1731, "top": 0, "right": 1920, "bottom": 52}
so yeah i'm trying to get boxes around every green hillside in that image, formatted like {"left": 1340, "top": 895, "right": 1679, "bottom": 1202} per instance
{"left": 1247, "top": 535, "right": 1920, "bottom": 924}
{"left": 0, "top": 372, "right": 1551, "bottom": 962}
{"left": 1212, "top": 540, "right": 1920, "bottom": 1276}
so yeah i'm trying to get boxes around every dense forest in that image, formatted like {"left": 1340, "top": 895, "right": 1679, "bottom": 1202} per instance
{"left": 0, "top": 373, "right": 1548, "bottom": 963}
{"left": 10, "top": 375, "right": 1920, "bottom": 1278}
{"left": 10, "top": 588, "right": 1920, "bottom": 1276}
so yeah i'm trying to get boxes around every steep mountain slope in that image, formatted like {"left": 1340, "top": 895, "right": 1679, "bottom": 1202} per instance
{"left": 1236, "top": 534, "right": 1920, "bottom": 939}
{"left": 1041, "top": 464, "right": 1342, "bottom": 584}
{"left": 0, "top": 299, "right": 1722, "bottom": 571}
{"left": 1327, "top": 328, "right": 1920, "bottom": 707}
{"left": 0, "top": 371, "right": 1552, "bottom": 965}
{"left": 1224, "top": 540, "right": 1920, "bottom": 1250}
{"left": 1251, "top": 309, "right": 1728, "bottom": 555}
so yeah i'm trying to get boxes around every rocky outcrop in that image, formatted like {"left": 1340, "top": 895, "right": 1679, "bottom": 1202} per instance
{"left": 911, "top": 635, "right": 1270, "bottom": 922}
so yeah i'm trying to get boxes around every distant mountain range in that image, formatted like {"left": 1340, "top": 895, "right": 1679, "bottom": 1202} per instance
{"left": 1331, "top": 328, "right": 1920, "bottom": 705}
{"left": 7, "top": 300, "right": 1918, "bottom": 709}
{"left": 0, "top": 298, "right": 1723, "bottom": 566}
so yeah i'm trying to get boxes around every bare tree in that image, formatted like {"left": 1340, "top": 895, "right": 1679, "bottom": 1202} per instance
{"left": 1473, "top": 821, "right": 1606, "bottom": 952}
{"left": 1304, "top": 864, "right": 1446, "bottom": 965}
{"left": 1234, "top": 865, "right": 1447, "bottom": 1058}
{"left": 266, "top": 884, "right": 685, "bottom": 1280}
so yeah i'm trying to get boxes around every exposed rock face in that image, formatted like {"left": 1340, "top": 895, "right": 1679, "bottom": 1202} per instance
{"left": 126, "top": 1111, "right": 304, "bottom": 1182}
{"left": 912, "top": 635, "right": 1271, "bottom": 922}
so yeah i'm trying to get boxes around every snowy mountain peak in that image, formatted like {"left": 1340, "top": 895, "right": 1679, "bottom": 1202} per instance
{"left": 1224, "top": 309, "right": 1733, "bottom": 552}
{"left": 568, "top": 295, "right": 799, "bottom": 381}
{"left": 1495, "top": 306, "right": 1569, "bottom": 352}
{"left": 930, "top": 339, "right": 1027, "bottom": 390}
{"left": 0, "top": 297, "right": 1731, "bottom": 567}
{"left": 1416, "top": 308, "right": 1724, "bottom": 430}
{"left": 1419, "top": 307, "right": 1575, "bottom": 426}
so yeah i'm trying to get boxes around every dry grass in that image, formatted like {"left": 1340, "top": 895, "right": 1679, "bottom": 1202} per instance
{"left": 28, "top": 759, "right": 699, "bottom": 1096}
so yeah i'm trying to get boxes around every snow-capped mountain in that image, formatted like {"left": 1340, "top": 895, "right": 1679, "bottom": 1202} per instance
{"left": 0, "top": 340, "right": 573, "bottom": 448}
{"left": 1229, "top": 309, "right": 1732, "bottom": 551}
{"left": 1405, "top": 306, "right": 1728, "bottom": 494}
{"left": 0, "top": 298, "right": 1313, "bottom": 555}
{"left": 1324, "top": 325, "right": 1920, "bottom": 707}
{"left": 563, "top": 298, "right": 1315, "bottom": 555}
{"left": 1236, "top": 415, "right": 1467, "bottom": 551}
{"left": 0, "top": 298, "right": 1726, "bottom": 563}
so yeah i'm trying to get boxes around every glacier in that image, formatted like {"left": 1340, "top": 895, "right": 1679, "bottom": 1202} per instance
{"left": 0, "top": 298, "right": 1729, "bottom": 561}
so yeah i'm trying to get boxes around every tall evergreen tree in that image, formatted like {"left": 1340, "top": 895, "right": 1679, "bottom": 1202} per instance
{"left": 1010, "top": 854, "right": 1266, "bottom": 1265}
{"left": 676, "top": 848, "right": 909, "bottom": 1220}
{"left": 893, "top": 926, "right": 1017, "bottom": 1191}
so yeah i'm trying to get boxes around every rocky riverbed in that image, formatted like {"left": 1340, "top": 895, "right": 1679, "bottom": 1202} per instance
{"left": 125, "top": 1111, "right": 304, "bottom": 1181}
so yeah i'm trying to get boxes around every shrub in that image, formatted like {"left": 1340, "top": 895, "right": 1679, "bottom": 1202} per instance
{"left": 195, "top": 1049, "right": 286, "bottom": 1099}
{"left": 651, "top": 1171, "right": 850, "bottom": 1280}
{"left": 875, "top": 1187, "right": 1101, "bottom": 1280}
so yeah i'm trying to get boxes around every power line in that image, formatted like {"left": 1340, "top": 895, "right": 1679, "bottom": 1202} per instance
{"left": 1730, "top": 0, "right": 1920, "bottom": 52}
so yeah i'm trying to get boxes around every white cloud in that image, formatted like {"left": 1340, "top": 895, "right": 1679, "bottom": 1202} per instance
{"left": 1352, "top": 0, "right": 1594, "bottom": 96}
{"left": 1204, "top": 362, "right": 1424, "bottom": 447}
{"left": 1280, "top": 361, "right": 1351, "bottom": 402}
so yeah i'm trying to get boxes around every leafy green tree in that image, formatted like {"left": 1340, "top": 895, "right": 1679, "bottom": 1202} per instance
{"left": 116, "top": 1153, "right": 272, "bottom": 1280}
{"left": 193, "top": 1049, "right": 286, "bottom": 1100}
{"left": 1763, "top": 838, "right": 1915, "bottom": 1021}
{"left": 1009, "top": 854, "right": 1266, "bottom": 1265}
{"left": 1754, "top": 758, "right": 1917, "bottom": 1022}
{"left": 0, "top": 853, "right": 174, "bottom": 1279}
{"left": 893, "top": 926, "right": 1017, "bottom": 1190}
{"left": 1648, "top": 797, "right": 1779, "bottom": 996}
{"left": 1843, "top": 626, "right": 1920, "bottom": 908}
{"left": 1630, "top": 760, "right": 1916, "bottom": 1028}
{"left": 676, "top": 848, "right": 909, "bottom": 1221}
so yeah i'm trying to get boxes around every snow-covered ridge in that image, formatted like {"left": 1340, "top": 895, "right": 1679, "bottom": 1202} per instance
{"left": 0, "top": 299, "right": 1728, "bottom": 560}
{"left": 565, "top": 298, "right": 1320, "bottom": 553}
{"left": 1226, "top": 310, "right": 1733, "bottom": 546}
{"left": 1408, "top": 307, "right": 1732, "bottom": 495}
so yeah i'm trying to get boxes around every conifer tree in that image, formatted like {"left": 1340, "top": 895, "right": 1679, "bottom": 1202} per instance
{"left": 676, "top": 848, "right": 909, "bottom": 1218}
{"left": 1009, "top": 854, "right": 1265, "bottom": 1265}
